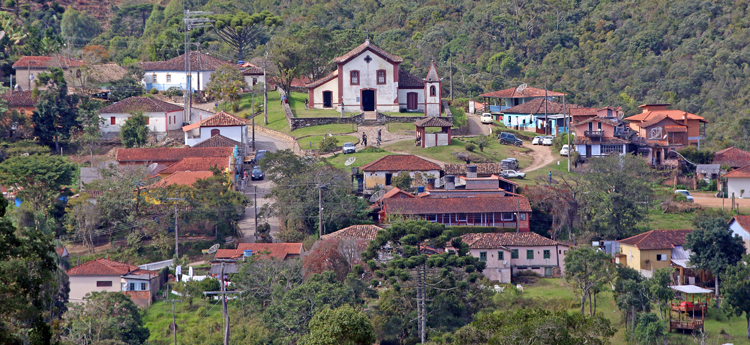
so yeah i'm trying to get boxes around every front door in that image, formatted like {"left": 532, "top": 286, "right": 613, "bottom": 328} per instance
{"left": 323, "top": 91, "right": 332, "bottom": 108}
{"left": 586, "top": 145, "right": 592, "bottom": 157}
{"left": 362, "top": 90, "right": 375, "bottom": 111}
{"left": 407, "top": 92, "right": 418, "bottom": 110}
{"left": 544, "top": 267, "right": 552, "bottom": 277}
{"left": 385, "top": 173, "right": 393, "bottom": 185}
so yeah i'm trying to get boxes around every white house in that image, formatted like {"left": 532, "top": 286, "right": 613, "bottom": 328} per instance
{"left": 99, "top": 97, "right": 184, "bottom": 134}
{"left": 242, "top": 63, "right": 266, "bottom": 88}
{"left": 728, "top": 215, "right": 750, "bottom": 254}
{"left": 66, "top": 257, "right": 162, "bottom": 307}
{"left": 140, "top": 51, "right": 234, "bottom": 92}
{"left": 182, "top": 111, "right": 249, "bottom": 148}
{"left": 360, "top": 155, "right": 441, "bottom": 189}
{"left": 724, "top": 165, "right": 750, "bottom": 199}
{"left": 305, "top": 39, "right": 440, "bottom": 114}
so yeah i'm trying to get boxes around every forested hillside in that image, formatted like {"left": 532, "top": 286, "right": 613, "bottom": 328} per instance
{"left": 6, "top": 0, "right": 750, "bottom": 148}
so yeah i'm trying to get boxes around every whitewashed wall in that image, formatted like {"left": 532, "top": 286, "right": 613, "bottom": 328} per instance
{"left": 100, "top": 110, "right": 183, "bottom": 133}
{"left": 397, "top": 89, "right": 425, "bottom": 112}
{"left": 185, "top": 125, "right": 245, "bottom": 147}
{"left": 311, "top": 78, "right": 339, "bottom": 109}
{"left": 340, "top": 51, "right": 399, "bottom": 113}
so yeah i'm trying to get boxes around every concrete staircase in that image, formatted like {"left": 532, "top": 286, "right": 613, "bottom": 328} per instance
{"left": 364, "top": 111, "right": 378, "bottom": 120}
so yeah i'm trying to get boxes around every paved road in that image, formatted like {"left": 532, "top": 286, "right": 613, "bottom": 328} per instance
{"left": 466, "top": 112, "right": 491, "bottom": 136}
{"left": 238, "top": 133, "right": 289, "bottom": 242}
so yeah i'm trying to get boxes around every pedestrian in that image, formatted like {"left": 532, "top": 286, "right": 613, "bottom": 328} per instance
{"left": 362, "top": 133, "right": 368, "bottom": 146}
{"left": 304, "top": 98, "right": 309, "bottom": 110}
{"left": 378, "top": 129, "right": 382, "bottom": 141}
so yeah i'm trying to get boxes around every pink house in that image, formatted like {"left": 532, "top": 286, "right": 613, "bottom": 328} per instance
{"left": 573, "top": 108, "right": 629, "bottom": 159}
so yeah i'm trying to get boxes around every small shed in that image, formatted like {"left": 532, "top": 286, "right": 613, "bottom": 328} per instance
{"left": 695, "top": 164, "right": 720, "bottom": 180}
{"left": 668, "top": 285, "right": 711, "bottom": 333}
{"left": 414, "top": 117, "right": 452, "bottom": 148}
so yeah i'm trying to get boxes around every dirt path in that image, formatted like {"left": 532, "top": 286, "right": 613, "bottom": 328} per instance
{"left": 692, "top": 191, "right": 750, "bottom": 209}
{"left": 523, "top": 144, "right": 556, "bottom": 172}
{"left": 466, "top": 113, "right": 491, "bottom": 136}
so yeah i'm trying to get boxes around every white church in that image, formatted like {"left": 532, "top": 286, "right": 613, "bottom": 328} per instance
{"left": 305, "top": 40, "right": 442, "bottom": 116}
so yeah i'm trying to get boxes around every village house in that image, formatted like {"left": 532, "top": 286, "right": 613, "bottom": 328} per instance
{"left": 1, "top": 90, "right": 36, "bottom": 115}
{"left": 573, "top": 116, "right": 629, "bottom": 159}
{"left": 12, "top": 55, "right": 84, "bottom": 91}
{"left": 625, "top": 104, "right": 709, "bottom": 165}
{"left": 713, "top": 147, "right": 750, "bottom": 169}
{"left": 728, "top": 215, "right": 750, "bottom": 254}
{"left": 158, "top": 156, "right": 231, "bottom": 177}
{"left": 189, "top": 134, "right": 241, "bottom": 148}
{"left": 99, "top": 96, "right": 184, "bottom": 135}
{"left": 116, "top": 147, "right": 235, "bottom": 177}
{"left": 447, "top": 232, "right": 569, "bottom": 282}
{"left": 241, "top": 62, "right": 266, "bottom": 88}
{"left": 724, "top": 165, "right": 750, "bottom": 199}
{"left": 361, "top": 155, "right": 441, "bottom": 190}
{"left": 617, "top": 229, "right": 693, "bottom": 278}
{"left": 182, "top": 111, "right": 249, "bottom": 148}
{"left": 321, "top": 224, "right": 384, "bottom": 242}
{"left": 478, "top": 85, "right": 566, "bottom": 120}
{"left": 381, "top": 196, "right": 532, "bottom": 231}
{"left": 149, "top": 171, "right": 215, "bottom": 188}
{"left": 442, "top": 163, "right": 518, "bottom": 194}
{"left": 66, "top": 257, "right": 165, "bottom": 307}
{"left": 214, "top": 243, "right": 303, "bottom": 261}
{"left": 140, "top": 51, "right": 233, "bottom": 93}
{"left": 305, "top": 39, "right": 441, "bottom": 115}
{"left": 500, "top": 98, "right": 580, "bottom": 135}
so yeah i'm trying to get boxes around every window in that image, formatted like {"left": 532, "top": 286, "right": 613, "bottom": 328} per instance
{"left": 168, "top": 116, "right": 171, "bottom": 124}
{"left": 377, "top": 70, "right": 386, "bottom": 84}
{"left": 458, "top": 213, "right": 467, "bottom": 222}
{"left": 350, "top": 71, "right": 359, "bottom": 85}
{"left": 76, "top": 69, "right": 81, "bottom": 78}
{"left": 141, "top": 283, "right": 148, "bottom": 291}
{"left": 543, "top": 250, "right": 551, "bottom": 259}
{"left": 656, "top": 254, "right": 667, "bottom": 261}
{"left": 498, "top": 251, "right": 504, "bottom": 260}
{"left": 430, "top": 85, "right": 436, "bottom": 96}
{"left": 211, "top": 128, "right": 220, "bottom": 136}
{"left": 520, "top": 213, "right": 526, "bottom": 221}
{"left": 145, "top": 117, "right": 150, "bottom": 125}
{"left": 166, "top": 74, "right": 172, "bottom": 83}
{"left": 527, "top": 250, "right": 534, "bottom": 259}
{"left": 502, "top": 212, "right": 515, "bottom": 221}
{"left": 511, "top": 249, "right": 519, "bottom": 259}
{"left": 96, "top": 281, "right": 112, "bottom": 287}
{"left": 479, "top": 252, "right": 487, "bottom": 262}
{"left": 152, "top": 74, "right": 157, "bottom": 83}
{"left": 252, "top": 78, "right": 258, "bottom": 85}
{"left": 602, "top": 145, "right": 624, "bottom": 154}
{"left": 129, "top": 283, "right": 135, "bottom": 291}
{"left": 110, "top": 117, "right": 116, "bottom": 125}
{"left": 426, "top": 214, "right": 437, "bottom": 222}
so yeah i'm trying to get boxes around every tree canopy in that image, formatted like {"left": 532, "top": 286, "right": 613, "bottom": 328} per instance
{"left": 212, "top": 11, "right": 282, "bottom": 60}
{"left": 0, "top": 154, "right": 74, "bottom": 210}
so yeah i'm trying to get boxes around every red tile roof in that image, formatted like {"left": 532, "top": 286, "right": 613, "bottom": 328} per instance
{"left": 333, "top": 40, "right": 403, "bottom": 64}
{"left": 618, "top": 229, "right": 693, "bottom": 250}
{"left": 116, "top": 147, "right": 233, "bottom": 163}
{"left": 624, "top": 108, "right": 708, "bottom": 124}
{"left": 1, "top": 91, "right": 36, "bottom": 107}
{"left": 460, "top": 232, "right": 567, "bottom": 248}
{"left": 573, "top": 116, "right": 620, "bottom": 127}
{"left": 724, "top": 165, "right": 750, "bottom": 178}
{"left": 150, "top": 171, "right": 214, "bottom": 188}
{"left": 381, "top": 187, "right": 415, "bottom": 199}
{"left": 100, "top": 97, "right": 183, "bottom": 114}
{"left": 714, "top": 147, "right": 750, "bottom": 168}
{"left": 321, "top": 224, "right": 384, "bottom": 241}
{"left": 414, "top": 117, "right": 453, "bottom": 127}
{"left": 361, "top": 155, "right": 440, "bottom": 172}
{"left": 191, "top": 134, "right": 241, "bottom": 148}
{"left": 479, "top": 86, "right": 566, "bottom": 99}
{"left": 160, "top": 156, "right": 230, "bottom": 174}
{"left": 214, "top": 243, "right": 303, "bottom": 260}
{"left": 501, "top": 98, "right": 581, "bottom": 115}
{"left": 568, "top": 107, "right": 599, "bottom": 116}
{"left": 67, "top": 257, "right": 142, "bottom": 276}
{"left": 384, "top": 196, "right": 532, "bottom": 215}
{"left": 305, "top": 70, "right": 338, "bottom": 88}
{"left": 426, "top": 61, "right": 440, "bottom": 82}
{"left": 398, "top": 69, "right": 425, "bottom": 88}
{"left": 730, "top": 215, "right": 750, "bottom": 231}
{"left": 140, "top": 51, "right": 233, "bottom": 71}
{"left": 182, "top": 111, "right": 248, "bottom": 131}
{"left": 13, "top": 55, "right": 85, "bottom": 68}
{"left": 444, "top": 163, "right": 505, "bottom": 176}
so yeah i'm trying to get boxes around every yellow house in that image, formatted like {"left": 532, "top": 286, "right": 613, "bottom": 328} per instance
{"left": 617, "top": 229, "right": 693, "bottom": 278}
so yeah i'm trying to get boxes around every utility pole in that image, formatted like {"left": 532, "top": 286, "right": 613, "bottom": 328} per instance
{"left": 544, "top": 78, "right": 549, "bottom": 135}
{"left": 264, "top": 51, "right": 268, "bottom": 125}
{"left": 183, "top": 10, "right": 213, "bottom": 123}
{"left": 167, "top": 197, "right": 185, "bottom": 258}
{"left": 318, "top": 185, "right": 323, "bottom": 238}
{"left": 252, "top": 93, "right": 256, "bottom": 151}
{"left": 564, "top": 94, "right": 570, "bottom": 172}
{"left": 203, "top": 263, "right": 244, "bottom": 345}
{"left": 449, "top": 53, "right": 453, "bottom": 102}
{"left": 167, "top": 297, "right": 182, "bottom": 345}
{"left": 254, "top": 185, "right": 258, "bottom": 232}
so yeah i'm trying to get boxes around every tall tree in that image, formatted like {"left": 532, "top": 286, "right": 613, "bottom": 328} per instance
{"left": 32, "top": 67, "right": 80, "bottom": 152}
{"left": 212, "top": 11, "right": 282, "bottom": 60}
{"left": 63, "top": 291, "right": 150, "bottom": 344}
{"left": 268, "top": 36, "right": 304, "bottom": 94}
{"left": 723, "top": 254, "right": 750, "bottom": 340}
{"left": 686, "top": 217, "right": 746, "bottom": 309}
{"left": 120, "top": 112, "right": 150, "bottom": 148}
{"left": 70, "top": 97, "right": 104, "bottom": 166}
{"left": 0, "top": 154, "right": 74, "bottom": 210}
{"left": 564, "top": 246, "right": 614, "bottom": 316}
{"left": 205, "top": 64, "right": 246, "bottom": 111}
{"left": 60, "top": 6, "right": 102, "bottom": 46}
{"left": 298, "top": 305, "right": 375, "bottom": 345}
{"left": 292, "top": 27, "right": 337, "bottom": 82}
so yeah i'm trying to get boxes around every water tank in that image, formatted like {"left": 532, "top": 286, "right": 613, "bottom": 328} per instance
{"left": 243, "top": 250, "right": 253, "bottom": 257}
{"left": 417, "top": 186, "right": 425, "bottom": 193}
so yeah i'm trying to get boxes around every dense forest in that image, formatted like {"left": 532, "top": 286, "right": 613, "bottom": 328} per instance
{"left": 4, "top": 0, "right": 750, "bottom": 148}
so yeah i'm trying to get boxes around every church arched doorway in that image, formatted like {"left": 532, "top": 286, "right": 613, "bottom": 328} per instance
{"left": 362, "top": 89, "right": 375, "bottom": 111}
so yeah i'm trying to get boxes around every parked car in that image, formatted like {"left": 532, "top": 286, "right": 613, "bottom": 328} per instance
{"left": 501, "top": 170, "right": 526, "bottom": 179}
{"left": 480, "top": 113, "right": 494, "bottom": 124}
{"left": 343, "top": 142, "right": 356, "bottom": 154}
{"left": 532, "top": 136, "right": 544, "bottom": 145}
{"left": 675, "top": 190, "right": 694, "bottom": 202}
{"left": 542, "top": 136, "right": 554, "bottom": 146}
{"left": 500, "top": 158, "right": 519, "bottom": 170}
{"left": 252, "top": 150, "right": 267, "bottom": 164}
{"left": 499, "top": 132, "right": 523, "bottom": 146}
{"left": 250, "top": 166, "right": 264, "bottom": 180}
{"left": 560, "top": 144, "right": 571, "bottom": 156}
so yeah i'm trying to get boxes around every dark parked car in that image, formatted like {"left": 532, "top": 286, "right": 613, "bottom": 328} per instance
{"left": 251, "top": 150, "right": 267, "bottom": 164}
{"left": 250, "top": 166, "right": 264, "bottom": 180}
{"left": 498, "top": 132, "right": 523, "bottom": 146}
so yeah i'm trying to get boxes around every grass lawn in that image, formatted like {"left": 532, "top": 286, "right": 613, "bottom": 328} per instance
{"left": 297, "top": 135, "right": 359, "bottom": 150}
{"left": 238, "top": 91, "right": 290, "bottom": 133}
{"left": 291, "top": 123, "right": 357, "bottom": 137}
{"left": 326, "top": 147, "right": 393, "bottom": 170}
{"left": 143, "top": 295, "right": 223, "bottom": 345}
{"left": 637, "top": 208, "right": 696, "bottom": 230}
{"left": 286, "top": 91, "right": 358, "bottom": 117}
{"left": 384, "top": 137, "right": 534, "bottom": 166}
{"left": 515, "top": 154, "right": 579, "bottom": 187}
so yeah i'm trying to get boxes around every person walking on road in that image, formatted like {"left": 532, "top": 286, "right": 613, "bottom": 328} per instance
{"left": 377, "top": 129, "right": 382, "bottom": 142}
{"left": 362, "top": 132, "right": 368, "bottom": 146}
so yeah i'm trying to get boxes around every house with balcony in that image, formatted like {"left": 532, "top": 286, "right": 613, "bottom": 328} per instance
{"left": 478, "top": 86, "right": 566, "bottom": 121}
{"left": 140, "top": 51, "right": 234, "bottom": 92}
{"left": 447, "top": 232, "right": 570, "bottom": 282}
{"left": 573, "top": 116, "right": 629, "bottom": 159}
{"left": 499, "top": 98, "right": 581, "bottom": 135}
{"left": 616, "top": 229, "right": 694, "bottom": 278}
{"left": 625, "top": 104, "right": 708, "bottom": 155}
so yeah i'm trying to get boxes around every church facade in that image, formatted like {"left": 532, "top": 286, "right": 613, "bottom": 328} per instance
{"left": 306, "top": 40, "right": 441, "bottom": 116}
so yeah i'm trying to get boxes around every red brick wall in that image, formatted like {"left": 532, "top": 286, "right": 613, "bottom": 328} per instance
{"left": 123, "top": 290, "right": 152, "bottom": 307}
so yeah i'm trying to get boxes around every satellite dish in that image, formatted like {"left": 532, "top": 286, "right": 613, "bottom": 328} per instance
{"left": 206, "top": 243, "right": 220, "bottom": 254}
{"left": 515, "top": 83, "right": 527, "bottom": 93}
{"left": 345, "top": 157, "right": 356, "bottom": 166}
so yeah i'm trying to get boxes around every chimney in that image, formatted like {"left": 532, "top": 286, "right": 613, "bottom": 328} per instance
{"left": 445, "top": 175, "right": 455, "bottom": 190}
{"left": 683, "top": 112, "right": 688, "bottom": 126}
{"left": 426, "top": 177, "right": 435, "bottom": 190}
{"left": 466, "top": 165, "right": 477, "bottom": 179}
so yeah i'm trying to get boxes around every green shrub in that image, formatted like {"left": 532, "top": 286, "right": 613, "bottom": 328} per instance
{"left": 149, "top": 87, "right": 158, "bottom": 94}
{"left": 319, "top": 135, "right": 339, "bottom": 153}
{"left": 675, "top": 184, "right": 687, "bottom": 190}
{"left": 464, "top": 142, "right": 476, "bottom": 152}
{"left": 164, "top": 86, "right": 183, "bottom": 97}
{"left": 673, "top": 193, "right": 688, "bottom": 202}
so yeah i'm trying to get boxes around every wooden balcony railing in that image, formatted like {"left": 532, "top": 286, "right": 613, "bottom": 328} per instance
{"left": 585, "top": 130, "right": 604, "bottom": 137}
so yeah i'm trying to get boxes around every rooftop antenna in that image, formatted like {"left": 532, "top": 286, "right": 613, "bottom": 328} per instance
{"left": 515, "top": 83, "right": 527, "bottom": 93}
{"left": 365, "top": 29, "right": 369, "bottom": 41}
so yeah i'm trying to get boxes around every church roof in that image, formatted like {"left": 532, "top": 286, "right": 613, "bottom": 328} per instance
{"left": 426, "top": 61, "right": 440, "bottom": 82}
{"left": 414, "top": 117, "right": 453, "bottom": 127}
{"left": 398, "top": 69, "right": 424, "bottom": 88}
{"left": 306, "top": 70, "right": 338, "bottom": 88}
{"left": 333, "top": 40, "right": 404, "bottom": 64}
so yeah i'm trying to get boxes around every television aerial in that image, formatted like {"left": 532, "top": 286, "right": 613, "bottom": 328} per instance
{"left": 515, "top": 83, "right": 527, "bottom": 93}
{"left": 206, "top": 243, "right": 220, "bottom": 254}
{"left": 345, "top": 157, "right": 356, "bottom": 166}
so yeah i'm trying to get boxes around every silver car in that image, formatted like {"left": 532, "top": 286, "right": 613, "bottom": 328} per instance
{"left": 343, "top": 142, "right": 356, "bottom": 154}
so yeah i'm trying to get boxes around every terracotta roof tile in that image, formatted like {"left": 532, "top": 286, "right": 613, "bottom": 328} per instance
{"left": 381, "top": 187, "right": 415, "bottom": 199}
{"left": 67, "top": 257, "right": 141, "bottom": 276}
{"left": 724, "top": 165, "right": 750, "bottom": 178}
{"left": 13, "top": 55, "right": 84, "bottom": 68}
{"left": 573, "top": 117, "right": 620, "bottom": 127}
{"left": 624, "top": 109, "right": 708, "bottom": 124}
{"left": 116, "top": 147, "right": 233, "bottom": 163}
{"left": 100, "top": 97, "right": 183, "bottom": 113}
{"left": 183, "top": 112, "right": 248, "bottom": 132}
{"left": 140, "top": 51, "right": 233, "bottom": 71}
{"left": 321, "top": 224, "right": 384, "bottom": 241}
{"left": 1, "top": 91, "right": 35, "bottom": 107}
{"left": 384, "top": 196, "right": 531, "bottom": 215}
{"left": 150, "top": 171, "right": 214, "bottom": 188}
{"left": 414, "top": 117, "right": 453, "bottom": 127}
{"left": 460, "top": 232, "right": 567, "bottom": 248}
{"left": 568, "top": 107, "right": 599, "bottom": 116}
{"left": 398, "top": 69, "right": 424, "bottom": 88}
{"left": 730, "top": 215, "right": 750, "bottom": 230}
{"left": 361, "top": 155, "right": 440, "bottom": 172}
{"left": 214, "top": 243, "right": 303, "bottom": 260}
{"left": 305, "top": 70, "right": 338, "bottom": 88}
{"left": 714, "top": 147, "right": 750, "bottom": 168}
{"left": 501, "top": 98, "right": 581, "bottom": 115}
{"left": 444, "top": 163, "right": 504, "bottom": 176}
{"left": 618, "top": 229, "right": 693, "bottom": 250}
{"left": 160, "top": 156, "right": 230, "bottom": 174}
{"left": 333, "top": 40, "right": 403, "bottom": 64}
{"left": 242, "top": 65, "right": 263, "bottom": 75}
{"left": 479, "top": 86, "right": 566, "bottom": 99}
{"left": 191, "top": 134, "right": 241, "bottom": 148}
